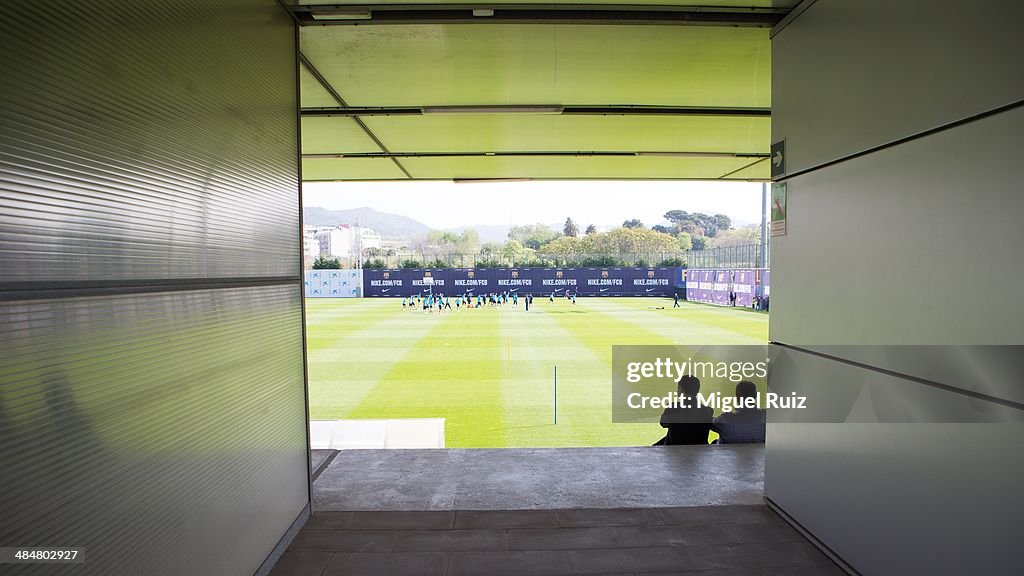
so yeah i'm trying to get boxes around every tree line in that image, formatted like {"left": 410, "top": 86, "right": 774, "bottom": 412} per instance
{"left": 311, "top": 210, "right": 760, "bottom": 269}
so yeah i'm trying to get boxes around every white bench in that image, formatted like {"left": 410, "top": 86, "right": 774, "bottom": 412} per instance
{"left": 309, "top": 419, "right": 445, "bottom": 449}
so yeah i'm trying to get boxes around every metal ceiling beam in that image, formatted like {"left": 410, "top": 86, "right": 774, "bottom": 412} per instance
{"left": 290, "top": 4, "right": 787, "bottom": 27}
{"left": 303, "top": 176, "right": 771, "bottom": 182}
{"left": 718, "top": 156, "right": 768, "bottom": 178}
{"left": 303, "top": 151, "right": 770, "bottom": 159}
{"left": 298, "top": 52, "right": 413, "bottom": 179}
{"left": 301, "top": 105, "right": 772, "bottom": 118}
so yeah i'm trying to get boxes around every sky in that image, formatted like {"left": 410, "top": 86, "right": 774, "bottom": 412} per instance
{"left": 303, "top": 180, "right": 767, "bottom": 230}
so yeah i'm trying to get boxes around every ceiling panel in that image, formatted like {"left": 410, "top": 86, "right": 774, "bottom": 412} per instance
{"left": 302, "top": 116, "right": 384, "bottom": 153}
{"left": 395, "top": 155, "right": 763, "bottom": 180}
{"left": 722, "top": 157, "right": 770, "bottom": 179}
{"left": 302, "top": 157, "right": 407, "bottom": 180}
{"left": 299, "top": 24, "right": 770, "bottom": 108}
{"left": 291, "top": 1, "right": 798, "bottom": 6}
{"left": 297, "top": 7, "right": 776, "bottom": 180}
{"left": 349, "top": 114, "right": 769, "bottom": 153}
{"left": 300, "top": 65, "right": 337, "bottom": 108}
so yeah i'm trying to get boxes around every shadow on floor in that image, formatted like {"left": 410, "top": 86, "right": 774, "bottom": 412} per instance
{"left": 312, "top": 446, "right": 765, "bottom": 511}
{"left": 274, "top": 446, "right": 842, "bottom": 575}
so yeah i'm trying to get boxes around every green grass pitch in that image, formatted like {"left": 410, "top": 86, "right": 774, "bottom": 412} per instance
{"left": 305, "top": 297, "right": 768, "bottom": 448}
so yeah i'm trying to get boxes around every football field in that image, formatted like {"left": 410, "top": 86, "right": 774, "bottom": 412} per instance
{"left": 306, "top": 297, "right": 768, "bottom": 448}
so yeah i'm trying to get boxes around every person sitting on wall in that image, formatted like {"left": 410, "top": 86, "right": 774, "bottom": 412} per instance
{"left": 653, "top": 375, "right": 713, "bottom": 446}
{"left": 711, "top": 380, "right": 766, "bottom": 444}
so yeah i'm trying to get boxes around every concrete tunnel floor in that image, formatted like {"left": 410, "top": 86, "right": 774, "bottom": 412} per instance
{"left": 272, "top": 446, "right": 847, "bottom": 576}
{"left": 310, "top": 445, "right": 765, "bottom": 511}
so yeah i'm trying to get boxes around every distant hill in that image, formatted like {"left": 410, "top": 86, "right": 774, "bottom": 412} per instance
{"left": 304, "top": 206, "right": 431, "bottom": 239}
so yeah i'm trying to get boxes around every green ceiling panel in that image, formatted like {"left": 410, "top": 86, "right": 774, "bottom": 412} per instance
{"left": 302, "top": 157, "right": 407, "bottom": 180}
{"left": 355, "top": 114, "right": 769, "bottom": 154}
{"left": 302, "top": 117, "right": 384, "bottom": 153}
{"left": 291, "top": 1, "right": 797, "bottom": 6}
{"left": 298, "top": 13, "right": 774, "bottom": 180}
{"left": 718, "top": 157, "right": 769, "bottom": 179}
{"left": 299, "top": 24, "right": 770, "bottom": 108}
{"left": 300, "top": 65, "right": 338, "bottom": 108}
{"left": 397, "top": 155, "right": 759, "bottom": 180}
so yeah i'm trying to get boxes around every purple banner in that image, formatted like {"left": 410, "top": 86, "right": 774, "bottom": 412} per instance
{"left": 712, "top": 270, "right": 729, "bottom": 305}
{"left": 691, "top": 269, "right": 714, "bottom": 304}
{"left": 363, "top": 268, "right": 679, "bottom": 298}
{"left": 684, "top": 268, "right": 770, "bottom": 307}
{"left": 731, "top": 269, "right": 756, "bottom": 308}
{"left": 363, "top": 269, "right": 411, "bottom": 297}
{"left": 446, "top": 268, "right": 491, "bottom": 294}
{"left": 494, "top": 268, "right": 535, "bottom": 292}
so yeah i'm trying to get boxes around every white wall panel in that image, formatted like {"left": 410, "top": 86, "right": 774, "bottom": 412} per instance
{"left": 770, "top": 105, "right": 1024, "bottom": 348}
{"left": 768, "top": 2, "right": 1024, "bottom": 574}
{"left": 772, "top": 0, "right": 1024, "bottom": 176}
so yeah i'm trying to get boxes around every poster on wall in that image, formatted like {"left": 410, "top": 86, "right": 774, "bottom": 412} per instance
{"left": 771, "top": 182, "right": 787, "bottom": 236}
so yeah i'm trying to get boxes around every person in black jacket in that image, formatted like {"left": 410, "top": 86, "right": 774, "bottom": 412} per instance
{"left": 653, "top": 375, "right": 713, "bottom": 446}
{"left": 711, "top": 380, "right": 766, "bottom": 444}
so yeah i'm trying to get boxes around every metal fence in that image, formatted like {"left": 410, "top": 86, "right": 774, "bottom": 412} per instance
{"left": 687, "top": 243, "right": 769, "bottom": 269}
{"left": 323, "top": 243, "right": 768, "bottom": 270}
{"left": 352, "top": 252, "right": 687, "bottom": 269}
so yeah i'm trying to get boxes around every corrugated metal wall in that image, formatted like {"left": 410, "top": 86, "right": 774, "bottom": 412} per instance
{"left": 0, "top": 1, "right": 308, "bottom": 575}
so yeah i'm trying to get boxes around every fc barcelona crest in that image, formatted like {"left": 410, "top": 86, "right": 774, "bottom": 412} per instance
{"left": 511, "top": 270, "right": 519, "bottom": 278}
{"left": 383, "top": 272, "right": 390, "bottom": 279}
{"left": 647, "top": 270, "right": 655, "bottom": 278}
{"left": 556, "top": 270, "right": 564, "bottom": 278}
{"left": 468, "top": 270, "right": 475, "bottom": 278}
{"left": 601, "top": 270, "right": 609, "bottom": 278}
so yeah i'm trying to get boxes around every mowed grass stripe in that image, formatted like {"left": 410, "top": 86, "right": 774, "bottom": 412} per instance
{"left": 307, "top": 300, "right": 444, "bottom": 419}
{"left": 530, "top": 299, "right": 765, "bottom": 445}
{"left": 498, "top": 303, "right": 608, "bottom": 447}
{"left": 305, "top": 298, "right": 771, "bottom": 448}
{"left": 347, "top": 304, "right": 509, "bottom": 448}
{"left": 534, "top": 300, "right": 680, "bottom": 446}
{"left": 304, "top": 299, "right": 407, "bottom": 346}
{"left": 583, "top": 299, "right": 769, "bottom": 344}
{"left": 497, "top": 304, "right": 677, "bottom": 447}
{"left": 541, "top": 299, "right": 675, "bottom": 360}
